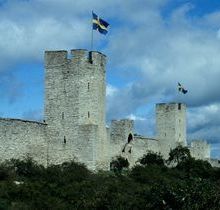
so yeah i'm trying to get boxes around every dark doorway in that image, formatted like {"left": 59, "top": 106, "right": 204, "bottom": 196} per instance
{"left": 127, "top": 133, "right": 133, "bottom": 143}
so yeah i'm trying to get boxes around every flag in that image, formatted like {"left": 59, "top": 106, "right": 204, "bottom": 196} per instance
{"left": 92, "top": 12, "right": 109, "bottom": 35}
{"left": 178, "top": 82, "right": 188, "bottom": 94}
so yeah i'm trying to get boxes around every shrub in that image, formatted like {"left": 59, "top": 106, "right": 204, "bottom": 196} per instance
{"left": 139, "top": 151, "right": 164, "bottom": 166}
{"left": 110, "top": 156, "right": 129, "bottom": 174}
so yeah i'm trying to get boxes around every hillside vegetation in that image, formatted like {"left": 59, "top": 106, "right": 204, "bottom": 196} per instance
{"left": 0, "top": 146, "right": 220, "bottom": 210}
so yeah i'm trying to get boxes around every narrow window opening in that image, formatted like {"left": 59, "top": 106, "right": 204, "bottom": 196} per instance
{"left": 88, "top": 52, "right": 93, "bottom": 64}
{"left": 64, "top": 136, "right": 66, "bottom": 144}
{"left": 88, "top": 82, "right": 90, "bottom": 91}
{"left": 88, "top": 111, "right": 90, "bottom": 118}
{"left": 165, "top": 133, "right": 166, "bottom": 137}
{"left": 62, "top": 112, "right": 64, "bottom": 120}
{"left": 178, "top": 103, "right": 181, "bottom": 110}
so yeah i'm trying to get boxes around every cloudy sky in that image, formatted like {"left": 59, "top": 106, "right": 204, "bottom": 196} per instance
{"left": 0, "top": 0, "right": 220, "bottom": 158}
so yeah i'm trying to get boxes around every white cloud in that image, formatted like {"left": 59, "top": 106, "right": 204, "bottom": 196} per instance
{"left": 106, "top": 84, "right": 117, "bottom": 97}
{"left": 126, "top": 114, "right": 146, "bottom": 121}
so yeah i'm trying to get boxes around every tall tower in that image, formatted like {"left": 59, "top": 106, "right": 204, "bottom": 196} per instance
{"left": 44, "top": 49, "right": 108, "bottom": 169}
{"left": 156, "top": 103, "right": 187, "bottom": 159}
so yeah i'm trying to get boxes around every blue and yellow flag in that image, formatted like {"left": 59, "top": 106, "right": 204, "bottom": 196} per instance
{"left": 92, "top": 12, "right": 109, "bottom": 35}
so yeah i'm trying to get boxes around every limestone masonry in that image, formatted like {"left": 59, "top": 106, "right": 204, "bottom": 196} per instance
{"left": 0, "top": 49, "right": 219, "bottom": 169}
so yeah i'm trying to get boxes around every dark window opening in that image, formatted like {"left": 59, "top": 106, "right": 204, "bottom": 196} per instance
{"left": 88, "top": 52, "right": 93, "bottom": 64}
{"left": 165, "top": 133, "right": 166, "bottom": 137}
{"left": 88, "top": 111, "right": 90, "bottom": 118}
{"left": 62, "top": 112, "right": 64, "bottom": 120}
{"left": 178, "top": 103, "right": 181, "bottom": 110}
{"left": 64, "top": 136, "right": 66, "bottom": 144}
{"left": 88, "top": 82, "right": 90, "bottom": 91}
{"left": 128, "top": 148, "right": 131, "bottom": 153}
{"left": 128, "top": 133, "right": 133, "bottom": 143}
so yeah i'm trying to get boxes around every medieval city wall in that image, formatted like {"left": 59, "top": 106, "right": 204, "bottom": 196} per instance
{"left": 109, "top": 119, "right": 134, "bottom": 161}
{"left": 190, "top": 140, "right": 210, "bottom": 160}
{"left": 130, "top": 136, "right": 159, "bottom": 166}
{"left": 0, "top": 48, "right": 218, "bottom": 170}
{"left": 0, "top": 118, "right": 47, "bottom": 165}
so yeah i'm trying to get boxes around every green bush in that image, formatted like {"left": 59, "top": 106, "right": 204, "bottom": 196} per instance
{"left": 0, "top": 157, "right": 218, "bottom": 209}
{"left": 110, "top": 156, "right": 129, "bottom": 174}
{"left": 139, "top": 151, "right": 164, "bottom": 166}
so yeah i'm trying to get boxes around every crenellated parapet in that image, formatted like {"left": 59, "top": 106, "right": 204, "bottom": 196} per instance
{"left": 45, "top": 50, "right": 68, "bottom": 67}
{"left": 45, "top": 49, "right": 106, "bottom": 68}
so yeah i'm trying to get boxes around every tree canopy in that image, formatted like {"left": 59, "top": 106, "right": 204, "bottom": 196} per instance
{"left": 0, "top": 151, "right": 219, "bottom": 209}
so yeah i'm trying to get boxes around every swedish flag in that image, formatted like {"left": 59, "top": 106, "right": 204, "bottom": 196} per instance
{"left": 178, "top": 82, "right": 188, "bottom": 94}
{"left": 92, "top": 12, "right": 109, "bottom": 35}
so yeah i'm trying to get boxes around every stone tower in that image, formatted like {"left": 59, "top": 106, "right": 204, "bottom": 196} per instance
{"left": 44, "top": 49, "right": 108, "bottom": 169}
{"left": 156, "top": 103, "right": 187, "bottom": 158}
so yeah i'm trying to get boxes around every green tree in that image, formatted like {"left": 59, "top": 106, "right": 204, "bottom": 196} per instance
{"left": 177, "top": 157, "right": 213, "bottom": 179}
{"left": 139, "top": 151, "right": 164, "bottom": 166}
{"left": 168, "top": 145, "right": 191, "bottom": 165}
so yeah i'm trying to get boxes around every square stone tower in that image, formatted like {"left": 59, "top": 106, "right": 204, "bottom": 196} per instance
{"left": 44, "top": 49, "right": 108, "bottom": 169}
{"left": 156, "top": 103, "right": 187, "bottom": 159}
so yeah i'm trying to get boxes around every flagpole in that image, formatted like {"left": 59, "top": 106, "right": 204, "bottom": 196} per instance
{"left": 91, "top": 10, "right": 94, "bottom": 52}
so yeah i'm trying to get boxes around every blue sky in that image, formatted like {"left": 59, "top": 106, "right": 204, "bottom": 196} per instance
{"left": 0, "top": 0, "right": 220, "bottom": 158}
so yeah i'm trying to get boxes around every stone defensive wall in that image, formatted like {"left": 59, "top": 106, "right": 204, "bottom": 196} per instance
{"left": 190, "top": 140, "right": 210, "bottom": 160}
{"left": 209, "top": 158, "right": 220, "bottom": 167}
{"left": 131, "top": 135, "right": 159, "bottom": 166}
{"left": 0, "top": 118, "right": 47, "bottom": 165}
{"left": 110, "top": 119, "right": 134, "bottom": 159}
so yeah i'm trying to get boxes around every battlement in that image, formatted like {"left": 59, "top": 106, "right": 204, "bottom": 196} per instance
{"left": 45, "top": 49, "right": 106, "bottom": 67}
{"left": 156, "top": 102, "right": 186, "bottom": 112}
{"left": 45, "top": 50, "right": 68, "bottom": 66}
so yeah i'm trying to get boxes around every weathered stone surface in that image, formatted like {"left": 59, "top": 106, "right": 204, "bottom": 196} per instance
{"left": 156, "top": 103, "right": 187, "bottom": 159}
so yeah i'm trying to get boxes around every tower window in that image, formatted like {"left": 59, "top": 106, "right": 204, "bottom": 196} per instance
{"left": 165, "top": 133, "right": 166, "bottom": 137}
{"left": 62, "top": 112, "right": 64, "bottom": 120}
{"left": 88, "top": 82, "right": 90, "bottom": 91}
{"left": 64, "top": 136, "right": 66, "bottom": 144}
{"left": 178, "top": 103, "right": 181, "bottom": 110}
{"left": 88, "top": 111, "right": 90, "bottom": 118}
